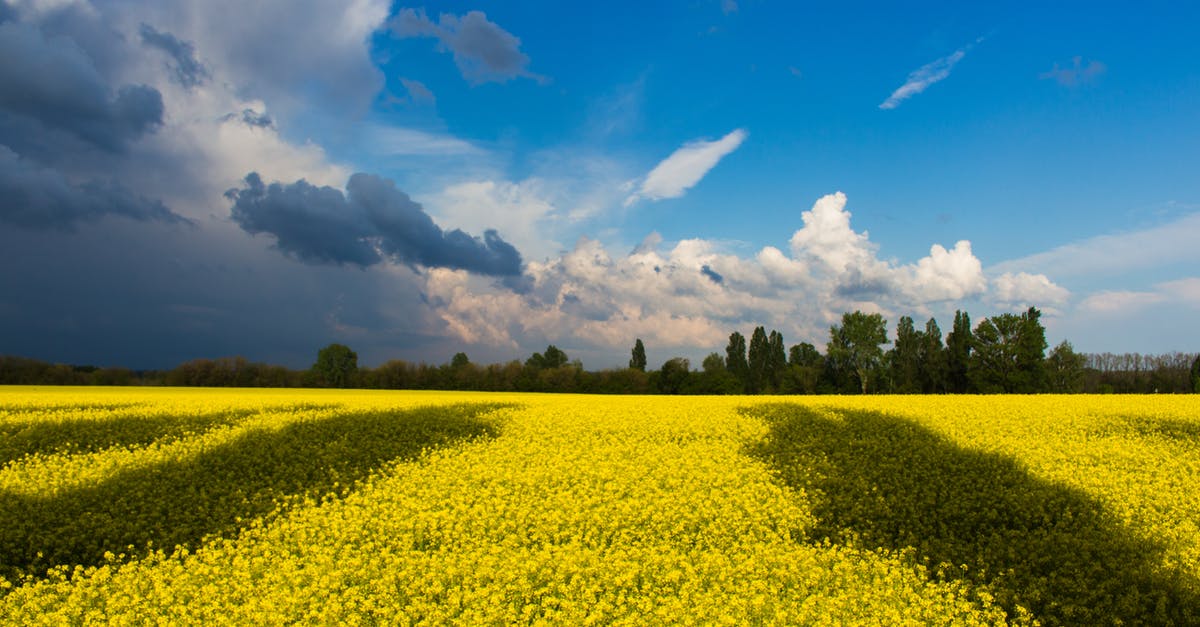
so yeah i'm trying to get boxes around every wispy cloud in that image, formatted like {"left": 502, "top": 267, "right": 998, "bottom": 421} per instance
{"left": 624, "top": 129, "right": 747, "bottom": 206}
{"left": 369, "top": 126, "right": 484, "bottom": 157}
{"left": 1040, "top": 56, "right": 1106, "bottom": 87}
{"left": 879, "top": 39, "right": 980, "bottom": 110}
{"left": 389, "top": 8, "right": 545, "bottom": 85}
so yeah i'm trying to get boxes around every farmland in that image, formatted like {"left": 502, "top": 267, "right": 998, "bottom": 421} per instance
{"left": 1, "top": 388, "right": 1198, "bottom": 625}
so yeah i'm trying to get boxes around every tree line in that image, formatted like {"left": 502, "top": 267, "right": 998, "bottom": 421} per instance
{"left": 2, "top": 307, "right": 1198, "bottom": 394}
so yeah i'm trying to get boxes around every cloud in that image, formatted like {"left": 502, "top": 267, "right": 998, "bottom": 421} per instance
{"left": 1078, "top": 278, "right": 1200, "bottom": 316}
{"left": 0, "top": 20, "right": 163, "bottom": 152}
{"left": 990, "top": 271, "right": 1070, "bottom": 311}
{"left": 879, "top": 40, "right": 978, "bottom": 110}
{"left": 369, "top": 125, "right": 484, "bottom": 157}
{"left": 226, "top": 172, "right": 524, "bottom": 276}
{"left": 0, "top": 144, "right": 190, "bottom": 229}
{"left": 390, "top": 8, "right": 542, "bottom": 85}
{"left": 990, "top": 212, "right": 1200, "bottom": 279}
{"left": 399, "top": 77, "right": 436, "bottom": 105}
{"left": 1040, "top": 56, "right": 1106, "bottom": 87}
{"left": 139, "top": 23, "right": 209, "bottom": 88}
{"left": 426, "top": 192, "right": 1008, "bottom": 359}
{"left": 624, "top": 129, "right": 747, "bottom": 206}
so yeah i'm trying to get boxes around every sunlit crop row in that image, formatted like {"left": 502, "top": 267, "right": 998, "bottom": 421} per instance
{"left": 1, "top": 387, "right": 1198, "bottom": 625}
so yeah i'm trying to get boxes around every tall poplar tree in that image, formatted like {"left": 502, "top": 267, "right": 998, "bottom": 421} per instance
{"left": 889, "top": 316, "right": 922, "bottom": 393}
{"left": 747, "top": 326, "right": 770, "bottom": 394}
{"left": 918, "top": 317, "right": 947, "bottom": 393}
{"left": 767, "top": 330, "right": 787, "bottom": 391}
{"left": 946, "top": 310, "right": 973, "bottom": 393}
{"left": 629, "top": 338, "right": 647, "bottom": 371}
{"left": 725, "top": 331, "right": 749, "bottom": 393}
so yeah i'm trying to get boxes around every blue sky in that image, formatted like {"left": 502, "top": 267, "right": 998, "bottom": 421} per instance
{"left": 1, "top": 0, "right": 1198, "bottom": 369}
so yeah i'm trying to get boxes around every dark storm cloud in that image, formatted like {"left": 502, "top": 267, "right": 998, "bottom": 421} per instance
{"left": 139, "top": 23, "right": 210, "bottom": 89}
{"left": 390, "top": 8, "right": 541, "bottom": 84}
{"left": 0, "top": 145, "right": 190, "bottom": 230}
{"left": 227, "top": 172, "right": 524, "bottom": 276}
{"left": 700, "top": 264, "right": 724, "bottom": 284}
{"left": 0, "top": 21, "right": 163, "bottom": 152}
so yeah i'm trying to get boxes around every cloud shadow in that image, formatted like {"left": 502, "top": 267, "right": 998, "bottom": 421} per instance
{"left": 743, "top": 404, "right": 1200, "bottom": 625}
{"left": 0, "top": 404, "right": 503, "bottom": 582}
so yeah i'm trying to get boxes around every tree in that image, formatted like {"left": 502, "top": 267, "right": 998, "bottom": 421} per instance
{"left": 312, "top": 343, "right": 357, "bottom": 388}
{"left": 969, "top": 308, "right": 1047, "bottom": 393}
{"left": 656, "top": 357, "right": 691, "bottom": 394}
{"left": 767, "top": 330, "right": 787, "bottom": 392}
{"left": 629, "top": 338, "right": 647, "bottom": 371}
{"left": 747, "top": 326, "right": 769, "bottom": 394}
{"left": 725, "top": 332, "right": 749, "bottom": 393}
{"left": 450, "top": 352, "right": 471, "bottom": 369}
{"left": 918, "top": 317, "right": 947, "bottom": 393}
{"left": 827, "top": 311, "right": 889, "bottom": 394}
{"left": 1191, "top": 354, "right": 1200, "bottom": 393}
{"left": 888, "top": 316, "right": 922, "bottom": 393}
{"left": 526, "top": 345, "right": 569, "bottom": 371}
{"left": 946, "top": 310, "right": 973, "bottom": 393}
{"left": 1047, "top": 341, "right": 1086, "bottom": 393}
{"left": 789, "top": 343, "right": 822, "bottom": 368}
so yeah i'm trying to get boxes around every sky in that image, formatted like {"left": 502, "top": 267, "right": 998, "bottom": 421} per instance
{"left": 1, "top": 1, "right": 1198, "bottom": 370}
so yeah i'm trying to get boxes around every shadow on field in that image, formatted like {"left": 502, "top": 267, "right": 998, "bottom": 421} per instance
{"left": 0, "top": 404, "right": 502, "bottom": 582}
{"left": 744, "top": 404, "right": 1200, "bottom": 626}
{"left": 0, "top": 409, "right": 257, "bottom": 466}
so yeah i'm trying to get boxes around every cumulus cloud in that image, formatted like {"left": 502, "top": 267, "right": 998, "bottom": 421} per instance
{"left": 390, "top": 8, "right": 542, "bottom": 85}
{"left": 226, "top": 172, "right": 524, "bottom": 276}
{"left": 0, "top": 144, "right": 190, "bottom": 229}
{"left": 0, "top": 20, "right": 163, "bottom": 152}
{"left": 426, "top": 191, "right": 1002, "bottom": 358}
{"left": 1040, "top": 56, "right": 1106, "bottom": 87}
{"left": 990, "top": 271, "right": 1070, "bottom": 311}
{"left": 624, "top": 129, "right": 746, "bottom": 206}
{"left": 880, "top": 40, "right": 978, "bottom": 110}
{"left": 139, "top": 23, "right": 209, "bottom": 88}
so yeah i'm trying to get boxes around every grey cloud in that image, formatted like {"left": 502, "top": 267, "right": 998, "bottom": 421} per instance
{"left": 0, "top": 21, "right": 163, "bottom": 152}
{"left": 700, "top": 264, "right": 724, "bottom": 284}
{"left": 0, "top": 145, "right": 190, "bottom": 230}
{"left": 1040, "top": 56, "right": 1106, "bottom": 87}
{"left": 220, "top": 108, "right": 274, "bottom": 129}
{"left": 139, "top": 23, "right": 210, "bottom": 89}
{"left": 834, "top": 268, "right": 892, "bottom": 298}
{"left": 399, "top": 77, "right": 435, "bottom": 105}
{"left": 391, "top": 8, "right": 541, "bottom": 84}
{"left": 227, "top": 172, "right": 524, "bottom": 276}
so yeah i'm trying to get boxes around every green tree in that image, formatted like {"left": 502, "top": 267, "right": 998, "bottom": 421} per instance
{"left": 969, "top": 308, "right": 1047, "bottom": 393}
{"left": 312, "top": 343, "right": 358, "bottom": 388}
{"left": 789, "top": 342, "right": 822, "bottom": 368}
{"left": 827, "top": 311, "right": 889, "bottom": 394}
{"left": 747, "top": 326, "right": 769, "bottom": 394}
{"left": 692, "top": 352, "right": 741, "bottom": 394}
{"left": 629, "top": 338, "right": 647, "bottom": 371}
{"left": 767, "top": 330, "right": 787, "bottom": 392}
{"left": 450, "top": 352, "right": 471, "bottom": 369}
{"left": 946, "top": 310, "right": 973, "bottom": 393}
{"left": 725, "top": 332, "right": 749, "bottom": 393}
{"left": 1046, "top": 340, "right": 1086, "bottom": 393}
{"left": 1190, "top": 354, "right": 1200, "bottom": 393}
{"left": 888, "top": 316, "right": 922, "bottom": 393}
{"left": 918, "top": 317, "right": 947, "bottom": 393}
{"left": 656, "top": 357, "right": 691, "bottom": 394}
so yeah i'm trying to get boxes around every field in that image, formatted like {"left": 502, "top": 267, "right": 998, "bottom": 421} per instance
{"left": 1, "top": 387, "right": 1198, "bottom": 625}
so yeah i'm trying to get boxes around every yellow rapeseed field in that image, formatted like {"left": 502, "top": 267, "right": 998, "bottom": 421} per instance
{"left": 1, "top": 386, "right": 1198, "bottom": 625}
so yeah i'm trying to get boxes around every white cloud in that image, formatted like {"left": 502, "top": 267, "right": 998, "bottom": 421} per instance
{"left": 879, "top": 40, "right": 978, "bottom": 110}
{"left": 624, "top": 129, "right": 747, "bottom": 206}
{"left": 369, "top": 126, "right": 485, "bottom": 157}
{"left": 1078, "top": 278, "right": 1200, "bottom": 316}
{"left": 426, "top": 191, "right": 1011, "bottom": 363}
{"left": 990, "top": 272, "right": 1070, "bottom": 311}
{"left": 425, "top": 178, "right": 562, "bottom": 261}
{"left": 991, "top": 212, "right": 1200, "bottom": 279}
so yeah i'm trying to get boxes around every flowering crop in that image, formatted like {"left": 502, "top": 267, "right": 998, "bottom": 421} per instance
{"left": 0, "top": 387, "right": 1197, "bottom": 625}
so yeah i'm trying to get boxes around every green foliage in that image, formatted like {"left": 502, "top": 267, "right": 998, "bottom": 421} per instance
{"left": 747, "top": 327, "right": 770, "bottom": 394}
{"left": 767, "top": 330, "right": 787, "bottom": 392}
{"left": 312, "top": 344, "right": 358, "bottom": 388}
{"left": 969, "top": 308, "right": 1047, "bottom": 393}
{"left": 827, "top": 311, "right": 889, "bottom": 394}
{"left": 450, "top": 352, "right": 471, "bottom": 369}
{"left": 629, "top": 339, "right": 647, "bottom": 372}
{"left": 724, "top": 332, "right": 749, "bottom": 393}
{"left": 888, "top": 316, "right": 922, "bottom": 393}
{"left": 655, "top": 357, "right": 690, "bottom": 394}
{"left": 1046, "top": 341, "right": 1087, "bottom": 393}
{"left": 748, "top": 404, "right": 1200, "bottom": 626}
{"left": 918, "top": 318, "right": 947, "bottom": 393}
{"left": 1192, "top": 355, "right": 1200, "bottom": 393}
{"left": 946, "top": 310, "right": 972, "bottom": 393}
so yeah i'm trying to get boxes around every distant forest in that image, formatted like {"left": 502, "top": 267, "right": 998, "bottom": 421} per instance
{"left": 3, "top": 308, "right": 1198, "bottom": 394}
